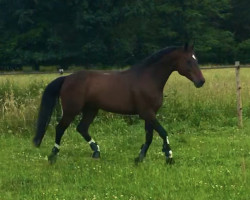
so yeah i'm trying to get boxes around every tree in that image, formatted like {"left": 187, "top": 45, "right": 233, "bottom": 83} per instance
{"left": 0, "top": 0, "right": 249, "bottom": 70}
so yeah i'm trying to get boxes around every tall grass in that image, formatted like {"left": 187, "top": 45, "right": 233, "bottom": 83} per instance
{"left": 0, "top": 69, "right": 250, "bottom": 135}
{"left": 0, "top": 75, "right": 50, "bottom": 134}
{"left": 162, "top": 69, "right": 250, "bottom": 130}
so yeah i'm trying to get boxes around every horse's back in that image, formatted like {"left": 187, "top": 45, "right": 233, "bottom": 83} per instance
{"left": 61, "top": 70, "right": 137, "bottom": 114}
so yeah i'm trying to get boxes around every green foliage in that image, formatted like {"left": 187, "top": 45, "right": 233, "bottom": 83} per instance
{"left": 237, "top": 39, "right": 250, "bottom": 63}
{"left": 0, "top": 0, "right": 250, "bottom": 70}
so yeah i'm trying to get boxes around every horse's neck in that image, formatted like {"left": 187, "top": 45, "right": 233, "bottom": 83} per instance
{"left": 129, "top": 55, "right": 175, "bottom": 91}
{"left": 147, "top": 61, "right": 174, "bottom": 91}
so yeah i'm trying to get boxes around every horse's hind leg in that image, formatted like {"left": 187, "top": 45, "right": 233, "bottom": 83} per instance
{"left": 48, "top": 113, "right": 75, "bottom": 164}
{"left": 135, "top": 121, "right": 153, "bottom": 163}
{"left": 76, "top": 108, "right": 100, "bottom": 158}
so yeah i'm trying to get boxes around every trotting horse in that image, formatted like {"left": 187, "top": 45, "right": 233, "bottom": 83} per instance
{"left": 33, "top": 43, "right": 205, "bottom": 164}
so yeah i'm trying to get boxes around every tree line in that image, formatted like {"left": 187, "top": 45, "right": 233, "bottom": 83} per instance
{"left": 0, "top": 0, "right": 249, "bottom": 70}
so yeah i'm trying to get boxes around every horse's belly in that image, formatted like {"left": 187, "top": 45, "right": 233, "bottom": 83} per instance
{"left": 100, "top": 101, "right": 136, "bottom": 114}
{"left": 87, "top": 89, "right": 135, "bottom": 114}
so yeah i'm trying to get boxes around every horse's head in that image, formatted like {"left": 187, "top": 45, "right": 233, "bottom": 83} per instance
{"left": 175, "top": 43, "right": 205, "bottom": 88}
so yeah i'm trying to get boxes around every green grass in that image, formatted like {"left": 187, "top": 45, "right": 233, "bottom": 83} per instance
{"left": 1, "top": 122, "right": 250, "bottom": 200}
{"left": 0, "top": 69, "right": 250, "bottom": 199}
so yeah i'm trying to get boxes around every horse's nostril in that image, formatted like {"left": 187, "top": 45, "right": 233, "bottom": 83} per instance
{"left": 195, "top": 79, "right": 205, "bottom": 88}
{"left": 200, "top": 79, "right": 205, "bottom": 85}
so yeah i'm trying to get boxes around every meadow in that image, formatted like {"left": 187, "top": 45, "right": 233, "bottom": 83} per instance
{"left": 0, "top": 68, "right": 250, "bottom": 200}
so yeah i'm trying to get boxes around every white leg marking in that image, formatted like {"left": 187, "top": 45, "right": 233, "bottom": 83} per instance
{"left": 88, "top": 138, "right": 95, "bottom": 144}
{"left": 54, "top": 143, "right": 60, "bottom": 149}
{"left": 168, "top": 150, "right": 173, "bottom": 158}
{"left": 167, "top": 136, "right": 170, "bottom": 144}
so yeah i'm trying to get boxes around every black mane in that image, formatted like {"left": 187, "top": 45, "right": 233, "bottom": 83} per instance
{"left": 131, "top": 46, "right": 178, "bottom": 71}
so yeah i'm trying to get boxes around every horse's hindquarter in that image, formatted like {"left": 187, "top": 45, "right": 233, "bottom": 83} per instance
{"left": 86, "top": 71, "right": 136, "bottom": 114}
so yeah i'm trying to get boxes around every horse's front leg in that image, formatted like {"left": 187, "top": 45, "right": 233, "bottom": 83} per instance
{"left": 151, "top": 119, "right": 174, "bottom": 164}
{"left": 135, "top": 121, "right": 153, "bottom": 163}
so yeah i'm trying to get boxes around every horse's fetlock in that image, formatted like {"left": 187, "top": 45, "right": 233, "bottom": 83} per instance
{"left": 90, "top": 142, "right": 100, "bottom": 152}
{"left": 52, "top": 146, "right": 60, "bottom": 154}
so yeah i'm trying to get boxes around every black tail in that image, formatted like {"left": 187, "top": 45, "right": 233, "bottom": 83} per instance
{"left": 33, "top": 76, "right": 65, "bottom": 147}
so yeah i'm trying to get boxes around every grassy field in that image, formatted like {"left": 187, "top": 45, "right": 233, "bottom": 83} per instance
{"left": 0, "top": 69, "right": 250, "bottom": 200}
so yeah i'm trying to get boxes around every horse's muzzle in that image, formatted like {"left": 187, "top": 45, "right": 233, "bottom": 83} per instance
{"left": 194, "top": 79, "right": 205, "bottom": 88}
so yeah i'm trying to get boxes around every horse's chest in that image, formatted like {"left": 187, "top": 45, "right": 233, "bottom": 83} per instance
{"left": 151, "top": 94, "right": 163, "bottom": 110}
{"left": 135, "top": 89, "right": 163, "bottom": 112}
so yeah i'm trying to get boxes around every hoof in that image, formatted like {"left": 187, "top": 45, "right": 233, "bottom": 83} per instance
{"left": 134, "top": 154, "right": 145, "bottom": 164}
{"left": 166, "top": 157, "right": 175, "bottom": 165}
{"left": 134, "top": 157, "right": 142, "bottom": 164}
{"left": 92, "top": 151, "right": 100, "bottom": 159}
{"left": 33, "top": 137, "right": 41, "bottom": 147}
{"left": 48, "top": 153, "right": 57, "bottom": 164}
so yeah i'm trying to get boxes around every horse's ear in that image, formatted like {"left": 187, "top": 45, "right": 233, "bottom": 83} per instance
{"left": 184, "top": 42, "right": 194, "bottom": 51}
{"left": 184, "top": 42, "right": 189, "bottom": 51}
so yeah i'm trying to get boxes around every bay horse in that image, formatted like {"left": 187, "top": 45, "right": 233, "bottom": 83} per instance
{"left": 33, "top": 43, "right": 205, "bottom": 164}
